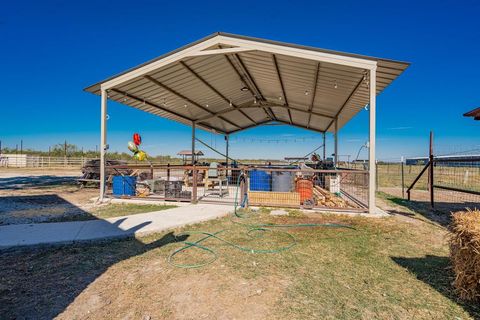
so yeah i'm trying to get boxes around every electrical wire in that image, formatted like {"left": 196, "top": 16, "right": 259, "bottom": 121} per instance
{"left": 195, "top": 137, "right": 244, "bottom": 165}
{"left": 288, "top": 143, "right": 325, "bottom": 166}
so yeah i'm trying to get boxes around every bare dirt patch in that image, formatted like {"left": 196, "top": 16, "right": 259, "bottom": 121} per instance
{"left": 0, "top": 169, "right": 174, "bottom": 224}
{"left": 0, "top": 168, "right": 97, "bottom": 224}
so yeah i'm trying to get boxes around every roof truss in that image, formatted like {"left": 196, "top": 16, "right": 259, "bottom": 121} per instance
{"left": 85, "top": 33, "right": 409, "bottom": 135}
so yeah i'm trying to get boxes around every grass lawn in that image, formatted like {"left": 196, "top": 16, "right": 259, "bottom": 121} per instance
{"left": 1, "top": 200, "right": 479, "bottom": 319}
{"left": 46, "top": 203, "right": 178, "bottom": 222}
{"left": 90, "top": 203, "right": 178, "bottom": 219}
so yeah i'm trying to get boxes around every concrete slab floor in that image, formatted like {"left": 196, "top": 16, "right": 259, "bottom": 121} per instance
{"left": 0, "top": 203, "right": 232, "bottom": 250}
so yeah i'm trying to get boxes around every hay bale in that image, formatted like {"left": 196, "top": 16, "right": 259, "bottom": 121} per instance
{"left": 449, "top": 209, "right": 480, "bottom": 301}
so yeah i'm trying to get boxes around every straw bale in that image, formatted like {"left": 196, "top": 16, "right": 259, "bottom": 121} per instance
{"left": 449, "top": 209, "right": 480, "bottom": 301}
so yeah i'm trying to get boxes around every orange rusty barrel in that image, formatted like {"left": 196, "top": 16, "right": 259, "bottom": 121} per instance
{"left": 296, "top": 179, "right": 313, "bottom": 204}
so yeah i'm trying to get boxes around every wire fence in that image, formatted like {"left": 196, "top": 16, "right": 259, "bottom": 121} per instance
{"left": 349, "top": 158, "right": 480, "bottom": 212}
{"left": 104, "top": 165, "right": 369, "bottom": 212}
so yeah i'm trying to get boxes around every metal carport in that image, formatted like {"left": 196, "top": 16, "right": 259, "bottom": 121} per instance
{"left": 85, "top": 32, "right": 409, "bottom": 213}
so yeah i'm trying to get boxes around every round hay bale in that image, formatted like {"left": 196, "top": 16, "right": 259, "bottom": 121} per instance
{"left": 449, "top": 209, "right": 480, "bottom": 302}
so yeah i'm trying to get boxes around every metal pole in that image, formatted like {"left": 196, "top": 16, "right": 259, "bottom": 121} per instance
{"left": 191, "top": 122, "right": 197, "bottom": 203}
{"left": 191, "top": 123, "right": 196, "bottom": 165}
{"left": 429, "top": 131, "right": 434, "bottom": 208}
{"left": 368, "top": 67, "right": 377, "bottom": 214}
{"left": 20, "top": 140, "right": 23, "bottom": 154}
{"left": 322, "top": 132, "right": 326, "bottom": 160}
{"left": 225, "top": 134, "right": 229, "bottom": 175}
{"left": 401, "top": 156, "right": 405, "bottom": 199}
{"left": 99, "top": 89, "right": 108, "bottom": 201}
{"left": 334, "top": 119, "right": 338, "bottom": 167}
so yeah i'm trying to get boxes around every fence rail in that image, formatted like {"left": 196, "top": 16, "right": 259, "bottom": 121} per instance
{"left": 402, "top": 157, "right": 480, "bottom": 211}
{"left": 103, "top": 165, "right": 369, "bottom": 212}
{"left": 0, "top": 155, "right": 97, "bottom": 168}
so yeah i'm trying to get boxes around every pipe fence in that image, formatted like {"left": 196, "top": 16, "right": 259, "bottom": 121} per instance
{"left": 104, "top": 165, "right": 369, "bottom": 212}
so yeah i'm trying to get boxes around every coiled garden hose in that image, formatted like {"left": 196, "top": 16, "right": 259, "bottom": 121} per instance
{"left": 167, "top": 172, "right": 355, "bottom": 268}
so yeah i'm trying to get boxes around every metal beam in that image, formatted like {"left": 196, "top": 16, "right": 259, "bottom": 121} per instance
{"left": 325, "top": 74, "right": 365, "bottom": 132}
{"left": 263, "top": 101, "right": 334, "bottom": 119}
{"left": 334, "top": 118, "right": 338, "bottom": 166}
{"left": 143, "top": 75, "right": 241, "bottom": 129}
{"left": 187, "top": 47, "right": 254, "bottom": 57}
{"left": 110, "top": 88, "right": 227, "bottom": 134}
{"left": 307, "top": 63, "right": 321, "bottom": 128}
{"left": 272, "top": 54, "right": 293, "bottom": 124}
{"left": 368, "top": 68, "right": 377, "bottom": 214}
{"left": 99, "top": 89, "right": 107, "bottom": 201}
{"left": 179, "top": 61, "right": 257, "bottom": 125}
{"left": 322, "top": 132, "right": 326, "bottom": 160}
{"left": 234, "top": 53, "right": 278, "bottom": 121}
{"left": 192, "top": 122, "right": 196, "bottom": 165}
{"left": 274, "top": 119, "right": 326, "bottom": 134}
{"left": 222, "top": 53, "right": 272, "bottom": 121}
{"left": 225, "top": 134, "right": 229, "bottom": 171}
{"left": 228, "top": 120, "right": 273, "bottom": 134}
{"left": 195, "top": 102, "right": 334, "bottom": 123}
{"left": 217, "top": 35, "right": 378, "bottom": 70}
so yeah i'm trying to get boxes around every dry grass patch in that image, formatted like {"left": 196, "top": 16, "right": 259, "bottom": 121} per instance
{"left": 1, "top": 209, "right": 480, "bottom": 319}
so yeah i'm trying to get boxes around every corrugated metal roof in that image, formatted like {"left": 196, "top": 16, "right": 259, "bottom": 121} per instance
{"left": 85, "top": 32, "right": 410, "bottom": 134}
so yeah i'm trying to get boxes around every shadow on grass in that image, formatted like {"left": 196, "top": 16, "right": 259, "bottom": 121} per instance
{"left": 0, "top": 231, "right": 188, "bottom": 319}
{"left": 0, "top": 192, "right": 188, "bottom": 318}
{"left": 392, "top": 255, "right": 480, "bottom": 319}
{"left": 0, "top": 194, "right": 89, "bottom": 225}
{"left": 0, "top": 175, "right": 78, "bottom": 190}
{"left": 378, "top": 192, "right": 477, "bottom": 227}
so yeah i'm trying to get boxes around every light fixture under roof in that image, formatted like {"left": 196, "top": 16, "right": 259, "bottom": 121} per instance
{"left": 334, "top": 81, "right": 338, "bottom": 89}
{"left": 240, "top": 86, "right": 249, "bottom": 92}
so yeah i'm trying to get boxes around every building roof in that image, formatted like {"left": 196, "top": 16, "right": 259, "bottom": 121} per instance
{"left": 464, "top": 107, "right": 480, "bottom": 120}
{"left": 85, "top": 32, "right": 409, "bottom": 134}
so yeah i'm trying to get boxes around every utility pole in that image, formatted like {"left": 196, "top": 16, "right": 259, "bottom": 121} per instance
{"left": 20, "top": 140, "right": 23, "bottom": 154}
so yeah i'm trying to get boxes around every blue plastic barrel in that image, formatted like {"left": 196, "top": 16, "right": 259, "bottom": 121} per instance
{"left": 112, "top": 175, "right": 137, "bottom": 196}
{"left": 250, "top": 170, "right": 271, "bottom": 191}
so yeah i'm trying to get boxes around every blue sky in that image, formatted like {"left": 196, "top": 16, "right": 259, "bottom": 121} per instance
{"left": 1, "top": 0, "right": 479, "bottom": 160}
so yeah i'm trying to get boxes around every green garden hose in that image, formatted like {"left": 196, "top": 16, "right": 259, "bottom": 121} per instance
{"left": 167, "top": 173, "right": 355, "bottom": 268}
